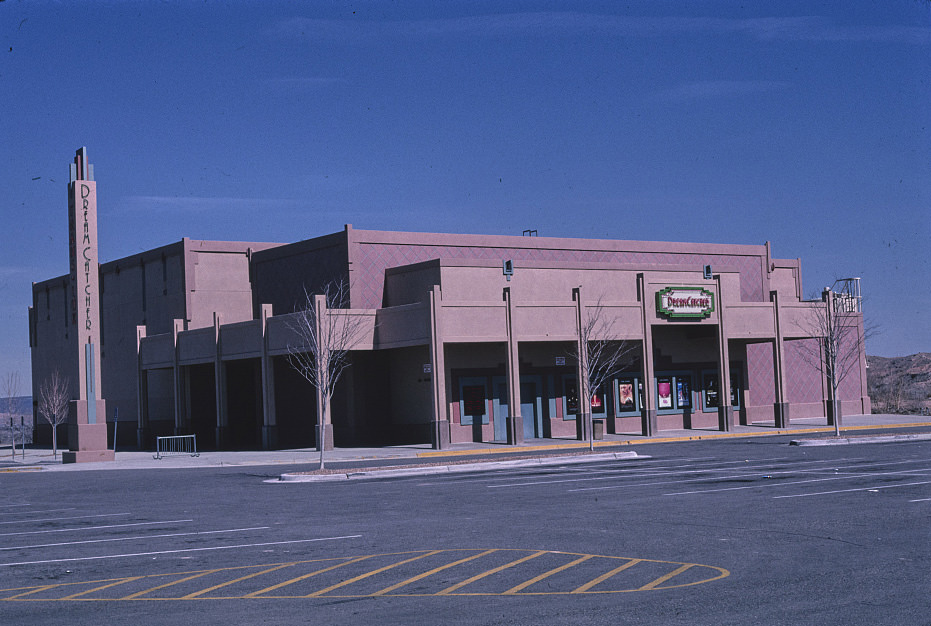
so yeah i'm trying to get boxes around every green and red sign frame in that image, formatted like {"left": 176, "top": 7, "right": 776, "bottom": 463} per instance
{"left": 656, "top": 287, "right": 715, "bottom": 319}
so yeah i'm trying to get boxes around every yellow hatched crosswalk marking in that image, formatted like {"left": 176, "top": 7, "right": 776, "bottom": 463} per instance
{"left": 1, "top": 550, "right": 730, "bottom": 600}
{"left": 503, "top": 555, "right": 593, "bottom": 594}
{"left": 572, "top": 558, "right": 641, "bottom": 593}
{"left": 60, "top": 577, "right": 144, "bottom": 600}
{"left": 120, "top": 571, "right": 218, "bottom": 600}
{"left": 372, "top": 549, "right": 498, "bottom": 596}
{"left": 306, "top": 551, "right": 442, "bottom": 597}
{"left": 3, "top": 585, "right": 59, "bottom": 600}
{"left": 639, "top": 564, "right": 694, "bottom": 590}
{"left": 245, "top": 556, "right": 374, "bottom": 598}
{"left": 182, "top": 563, "right": 297, "bottom": 599}
{"left": 437, "top": 550, "right": 547, "bottom": 595}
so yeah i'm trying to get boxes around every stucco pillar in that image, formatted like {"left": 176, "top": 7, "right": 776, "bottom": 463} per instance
{"left": 770, "top": 291, "right": 790, "bottom": 428}
{"left": 211, "top": 313, "right": 229, "bottom": 448}
{"left": 715, "top": 277, "right": 733, "bottom": 432}
{"left": 260, "top": 304, "right": 278, "bottom": 450}
{"left": 314, "top": 294, "right": 334, "bottom": 451}
{"left": 136, "top": 325, "right": 150, "bottom": 449}
{"left": 573, "top": 287, "right": 593, "bottom": 441}
{"left": 429, "top": 286, "right": 450, "bottom": 450}
{"left": 172, "top": 318, "right": 185, "bottom": 436}
{"left": 638, "top": 275, "right": 657, "bottom": 436}
{"left": 503, "top": 288, "right": 523, "bottom": 445}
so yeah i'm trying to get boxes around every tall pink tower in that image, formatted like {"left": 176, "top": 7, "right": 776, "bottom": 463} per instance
{"left": 63, "top": 148, "right": 114, "bottom": 463}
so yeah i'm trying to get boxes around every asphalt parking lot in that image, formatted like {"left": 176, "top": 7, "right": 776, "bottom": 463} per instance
{"left": 1, "top": 430, "right": 929, "bottom": 625}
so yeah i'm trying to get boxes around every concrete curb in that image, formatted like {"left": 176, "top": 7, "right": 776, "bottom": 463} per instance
{"left": 275, "top": 451, "right": 644, "bottom": 483}
{"left": 413, "top": 422, "right": 931, "bottom": 458}
{"left": 790, "top": 433, "right": 931, "bottom": 446}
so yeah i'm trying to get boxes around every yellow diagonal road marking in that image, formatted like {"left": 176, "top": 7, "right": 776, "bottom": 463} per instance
{"left": 182, "top": 563, "right": 297, "bottom": 599}
{"left": 61, "top": 577, "right": 144, "bottom": 600}
{"left": 372, "top": 549, "right": 498, "bottom": 596}
{"left": 245, "top": 556, "right": 374, "bottom": 598}
{"left": 639, "top": 563, "right": 694, "bottom": 590}
{"left": 120, "top": 570, "right": 218, "bottom": 600}
{"left": 3, "top": 584, "right": 58, "bottom": 600}
{"left": 572, "top": 558, "right": 641, "bottom": 593}
{"left": 437, "top": 550, "right": 547, "bottom": 595}
{"left": 306, "top": 551, "right": 442, "bottom": 597}
{"left": 503, "top": 554, "right": 593, "bottom": 595}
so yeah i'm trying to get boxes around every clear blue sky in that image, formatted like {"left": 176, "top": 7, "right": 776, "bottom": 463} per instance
{"left": 2, "top": 0, "right": 929, "bottom": 390}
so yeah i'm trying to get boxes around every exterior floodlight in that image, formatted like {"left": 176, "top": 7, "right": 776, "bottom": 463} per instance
{"left": 703, "top": 265, "right": 713, "bottom": 280}
{"left": 503, "top": 260, "right": 514, "bottom": 281}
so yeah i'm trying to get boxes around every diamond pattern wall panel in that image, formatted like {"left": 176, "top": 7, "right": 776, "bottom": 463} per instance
{"left": 785, "top": 338, "right": 824, "bottom": 403}
{"left": 745, "top": 342, "right": 775, "bottom": 406}
{"left": 352, "top": 241, "right": 765, "bottom": 309}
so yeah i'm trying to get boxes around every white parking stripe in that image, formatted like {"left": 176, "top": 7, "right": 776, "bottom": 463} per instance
{"left": 0, "top": 513, "right": 128, "bottom": 526}
{"left": 490, "top": 459, "right": 853, "bottom": 490}
{"left": 0, "top": 519, "right": 194, "bottom": 538}
{"left": 0, "top": 535, "right": 363, "bottom": 567}
{"left": 773, "top": 480, "right": 931, "bottom": 499}
{"left": 566, "top": 459, "right": 931, "bottom": 493}
{"left": 0, "top": 508, "right": 77, "bottom": 517}
{"left": 0, "top": 527, "right": 271, "bottom": 552}
{"left": 662, "top": 467, "right": 931, "bottom": 496}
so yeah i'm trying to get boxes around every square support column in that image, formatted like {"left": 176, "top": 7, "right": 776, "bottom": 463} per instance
{"left": 715, "top": 275, "right": 733, "bottom": 432}
{"left": 638, "top": 275, "right": 657, "bottom": 437}
{"left": 429, "top": 286, "right": 450, "bottom": 450}
{"left": 503, "top": 287, "right": 523, "bottom": 445}
{"left": 260, "top": 304, "right": 278, "bottom": 450}
{"left": 770, "top": 291, "right": 790, "bottom": 428}
{"left": 136, "top": 325, "right": 151, "bottom": 449}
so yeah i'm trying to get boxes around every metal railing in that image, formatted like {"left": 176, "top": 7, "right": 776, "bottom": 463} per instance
{"left": 154, "top": 434, "right": 199, "bottom": 459}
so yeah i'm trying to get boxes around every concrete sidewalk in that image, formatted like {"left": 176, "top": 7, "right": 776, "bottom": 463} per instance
{"left": 2, "top": 413, "right": 929, "bottom": 474}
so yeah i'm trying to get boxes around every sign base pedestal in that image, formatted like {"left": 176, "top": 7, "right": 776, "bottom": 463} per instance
{"left": 64, "top": 406, "right": 113, "bottom": 463}
{"left": 63, "top": 448, "right": 115, "bottom": 464}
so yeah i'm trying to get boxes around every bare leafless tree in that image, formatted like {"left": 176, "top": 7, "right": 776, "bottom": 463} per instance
{"left": 795, "top": 288, "right": 876, "bottom": 436}
{"left": 38, "top": 370, "right": 70, "bottom": 459}
{"left": 3, "top": 372, "right": 21, "bottom": 458}
{"left": 287, "top": 281, "right": 370, "bottom": 470}
{"left": 575, "top": 292, "right": 637, "bottom": 450}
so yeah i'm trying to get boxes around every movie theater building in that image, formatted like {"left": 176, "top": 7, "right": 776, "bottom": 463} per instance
{"left": 31, "top": 220, "right": 871, "bottom": 451}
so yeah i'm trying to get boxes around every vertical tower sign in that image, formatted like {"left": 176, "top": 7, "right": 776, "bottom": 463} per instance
{"left": 63, "top": 148, "right": 113, "bottom": 463}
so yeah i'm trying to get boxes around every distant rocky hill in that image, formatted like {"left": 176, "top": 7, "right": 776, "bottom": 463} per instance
{"left": 867, "top": 353, "right": 931, "bottom": 415}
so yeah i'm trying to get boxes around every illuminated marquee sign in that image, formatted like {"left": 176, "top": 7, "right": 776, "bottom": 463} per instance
{"left": 656, "top": 287, "right": 715, "bottom": 319}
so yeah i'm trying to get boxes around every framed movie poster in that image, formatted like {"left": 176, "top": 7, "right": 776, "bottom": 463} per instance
{"left": 677, "top": 377, "right": 691, "bottom": 408}
{"left": 657, "top": 377, "right": 673, "bottom": 409}
{"left": 590, "top": 387, "right": 605, "bottom": 414}
{"left": 564, "top": 378, "right": 580, "bottom": 415}
{"left": 704, "top": 373, "right": 719, "bottom": 409}
{"left": 730, "top": 372, "right": 741, "bottom": 407}
{"left": 617, "top": 378, "right": 635, "bottom": 412}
